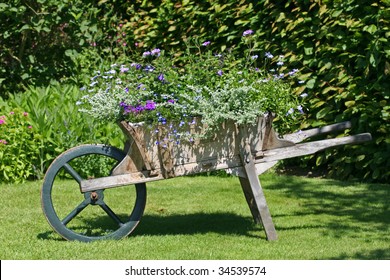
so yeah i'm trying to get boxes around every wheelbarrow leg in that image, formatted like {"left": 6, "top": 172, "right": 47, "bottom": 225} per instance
{"left": 239, "top": 139, "right": 278, "bottom": 241}
{"left": 239, "top": 167, "right": 278, "bottom": 241}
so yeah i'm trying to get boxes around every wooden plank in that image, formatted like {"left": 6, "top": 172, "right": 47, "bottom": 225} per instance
{"left": 80, "top": 155, "right": 245, "bottom": 192}
{"left": 283, "top": 121, "right": 352, "bottom": 143}
{"left": 80, "top": 172, "right": 165, "bottom": 192}
{"left": 117, "top": 121, "right": 156, "bottom": 173}
{"left": 256, "top": 133, "right": 372, "bottom": 163}
{"left": 262, "top": 114, "right": 295, "bottom": 150}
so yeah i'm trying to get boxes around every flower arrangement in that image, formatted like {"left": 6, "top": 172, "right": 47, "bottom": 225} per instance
{"left": 78, "top": 30, "right": 304, "bottom": 142}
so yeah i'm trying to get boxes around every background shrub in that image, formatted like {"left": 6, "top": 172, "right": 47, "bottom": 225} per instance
{"left": 120, "top": 0, "right": 389, "bottom": 182}
{"left": 0, "top": 108, "right": 42, "bottom": 182}
{"left": 254, "top": 0, "right": 390, "bottom": 182}
{"left": 0, "top": 84, "right": 124, "bottom": 180}
{"left": 1, "top": 0, "right": 388, "bottom": 182}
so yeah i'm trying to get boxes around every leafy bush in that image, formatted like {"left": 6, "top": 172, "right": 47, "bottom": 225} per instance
{"left": 0, "top": 108, "right": 43, "bottom": 182}
{"left": 0, "top": 0, "right": 128, "bottom": 96}
{"left": 254, "top": 0, "right": 390, "bottom": 182}
{"left": 1, "top": 84, "right": 124, "bottom": 181}
{"left": 110, "top": 0, "right": 390, "bottom": 182}
{"left": 2, "top": 0, "right": 388, "bottom": 182}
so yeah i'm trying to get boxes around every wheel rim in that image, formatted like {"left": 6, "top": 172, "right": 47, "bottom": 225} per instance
{"left": 41, "top": 144, "right": 146, "bottom": 242}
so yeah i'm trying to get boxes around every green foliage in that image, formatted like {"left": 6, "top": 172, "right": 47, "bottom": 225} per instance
{"left": 253, "top": 0, "right": 390, "bottom": 182}
{"left": 0, "top": 108, "right": 43, "bottom": 182}
{"left": 1, "top": 0, "right": 388, "bottom": 182}
{"left": 0, "top": 0, "right": 128, "bottom": 95}
{"left": 0, "top": 84, "right": 124, "bottom": 181}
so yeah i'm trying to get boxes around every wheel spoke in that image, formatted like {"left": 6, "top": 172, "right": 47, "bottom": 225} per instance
{"left": 99, "top": 202, "right": 124, "bottom": 227}
{"left": 63, "top": 163, "right": 83, "bottom": 184}
{"left": 61, "top": 199, "right": 90, "bottom": 226}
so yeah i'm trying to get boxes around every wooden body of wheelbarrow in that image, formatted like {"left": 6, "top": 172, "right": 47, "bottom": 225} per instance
{"left": 80, "top": 114, "right": 372, "bottom": 240}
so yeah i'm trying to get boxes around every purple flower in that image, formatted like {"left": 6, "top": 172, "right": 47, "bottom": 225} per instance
{"left": 131, "top": 63, "right": 142, "bottom": 70}
{"left": 217, "top": 70, "right": 223, "bottom": 76}
{"left": 167, "top": 99, "right": 175, "bottom": 104}
{"left": 158, "top": 73, "right": 165, "bottom": 81}
{"left": 145, "top": 100, "right": 156, "bottom": 110}
{"left": 142, "top": 51, "right": 151, "bottom": 57}
{"left": 243, "top": 29, "right": 254, "bottom": 36}
{"left": 265, "top": 52, "right": 274, "bottom": 59}
{"left": 297, "top": 105, "right": 304, "bottom": 114}
{"left": 251, "top": 55, "right": 258, "bottom": 60}
{"left": 144, "top": 65, "right": 155, "bottom": 72}
{"left": 151, "top": 48, "right": 161, "bottom": 56}
{"left": 134, "top": 104, "right": 145, "bottom": 113}
{"left": 286, "top": 108, "right": 295, "bottom": 116}
{"left": 120, "top": 66, "right": 129, "bottom": 73}
{"left": 288, "top": 69, "right": 299, "bottom": 75}
{"left": 202, "top": 41, "right": 211, "bottom": 46}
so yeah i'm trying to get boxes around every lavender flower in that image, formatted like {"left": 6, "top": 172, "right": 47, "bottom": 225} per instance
{"left": 151, "top": 48, "right": 161, "bottom": 56}
{"left": 265, "top": 52, "right": 274, "bottom": 59}
{"left": 202, "top": 41, "right": 211, "bottom": 46}
{"left": 243, "top": 30, "right": 254, "bottom": 36}
{"left": 286, "top": 108, "right": 295, "bottom": 115}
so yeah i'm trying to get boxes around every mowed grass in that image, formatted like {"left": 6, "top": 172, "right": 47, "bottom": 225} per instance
{"left": 0, "top": 174, "right": 389, "bottom": 260}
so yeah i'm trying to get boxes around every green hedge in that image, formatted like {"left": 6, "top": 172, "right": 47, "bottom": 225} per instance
{"left": 1, "top": 0, "right": 388, "bottom": 182}
{"left": 255, "top": 0, "right": 390, "bottom": 182}
{"left": 121, "top": 0, "right": 389, "bottom": 182}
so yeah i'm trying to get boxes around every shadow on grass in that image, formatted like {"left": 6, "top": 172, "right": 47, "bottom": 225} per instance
{"left": 332, "top": 249, "right": 390, "bottom": 260}
{"left": 264, "top": 174, "right": 390, "bottom": 258}
{"left": 38, "top": 212, "right": 269, "bottom": 241}
{"left": 133, "top": 212, "right": 265, "bottom": 237}
{"left": 264, "top": 175, "right": 389, "bottom": 229}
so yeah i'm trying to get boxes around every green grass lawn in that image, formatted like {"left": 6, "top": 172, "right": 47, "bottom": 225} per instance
{"left": 0, "top": 173, "right": 389, "bottom": 260}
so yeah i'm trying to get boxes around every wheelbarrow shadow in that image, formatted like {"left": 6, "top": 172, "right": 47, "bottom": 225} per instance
{"left": 37, "top": 212, "right": 266, "bottom": 241}
{"left": 37, "top": 212, "right": 268, "bottom": 241}
{"left": 132, "top": 212, "right": 265, "bottom": 238}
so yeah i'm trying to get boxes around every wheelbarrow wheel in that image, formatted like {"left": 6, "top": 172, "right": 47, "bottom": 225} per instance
{"left": 41, "top": 144, "right": 146, "bottom": 242}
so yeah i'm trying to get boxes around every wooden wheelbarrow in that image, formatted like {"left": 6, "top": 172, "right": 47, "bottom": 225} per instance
{"left": 41, "top": 114, "right": 371, "bottom": 241}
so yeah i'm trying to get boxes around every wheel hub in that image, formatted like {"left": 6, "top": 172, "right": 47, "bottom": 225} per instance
{"left": 85, "top": 190, "right": 104, "bottom": 205}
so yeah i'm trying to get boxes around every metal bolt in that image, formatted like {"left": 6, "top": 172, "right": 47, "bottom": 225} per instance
{"left": 90, "top": 192, "right": 98, "bottom": 201}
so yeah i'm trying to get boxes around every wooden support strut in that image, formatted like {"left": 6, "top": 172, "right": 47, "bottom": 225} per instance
{"left": 238, "top": 126, "right": 278, "bottom": 241}
{"left": 115, "top": 121, "right": 158, "bottom": 176}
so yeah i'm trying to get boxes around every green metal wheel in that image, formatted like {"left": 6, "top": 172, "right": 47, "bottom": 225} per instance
{"left": 41, "top": 144, "right": 146, "bottom": 242}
